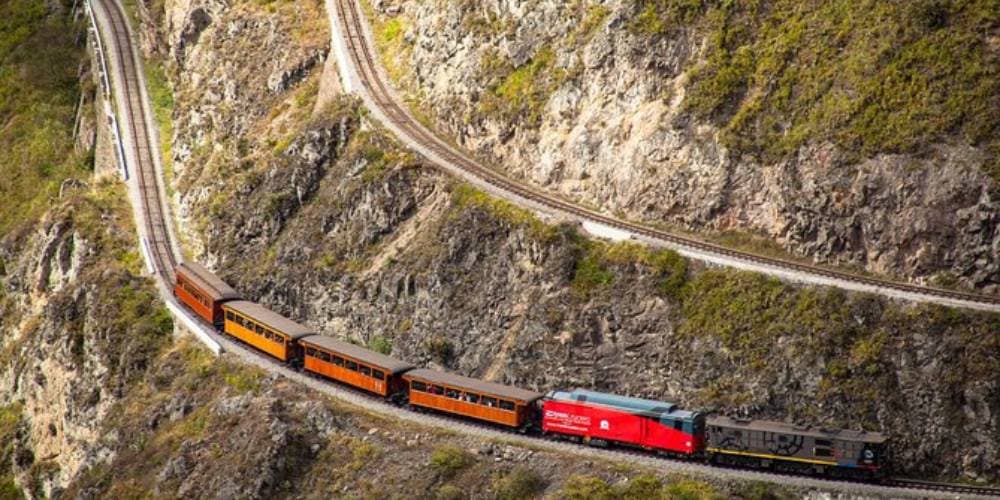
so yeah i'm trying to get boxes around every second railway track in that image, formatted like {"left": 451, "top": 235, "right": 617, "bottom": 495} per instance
{"left": 332, "top": 0, "right": 1000, "bottom": 312}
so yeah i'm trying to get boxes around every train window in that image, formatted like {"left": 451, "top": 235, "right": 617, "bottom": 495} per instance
{"left": 815, "top": 448, "right": 833, "bottom": 457}
{"left": 332, "top": 356, "right": 344, "bottom": 366}
{"left": 778, "top": 435, "right": 788, "bottom": 443}
{"left": 319, "top": 351, "right": 330, "bottom": 362}
{"left": 305, "top": 347, "right": 316, "bottom": 357}
{"left": 372, "top": 370, "right": 384, "bottom": 380}
{"left": 815, "top": 439, "right": 832, "bottom": 447}
{"left": 445, "top": 389, "right": 460, "bottom": 399}
{"left": 499, "top": 400, "right": 515, "bottom": 411}
{"left": 411, "top": 381, "right": 426, "bottom": 392}
{"left": 429, "top": 385, "right": 444, "bottom": 395}
{"left": 360, "top": 366, "right": 372, "bottom": 377}
{"left": 346, "top": 360, "right": 358, "bottom": 371}
{"left": 226, "top": 311, "right": 234, "bottom": 321}
{"left": 482, "top": 397, "right": 497, "bottom": 407}
{"left": 255, "top": 324, "right": 264, "bottom": 335}
{"left": 465, "top": 393, "right": 480, "bottom": 404}
{"left": 673, "top": 420, "right": 683, "bottom": 431}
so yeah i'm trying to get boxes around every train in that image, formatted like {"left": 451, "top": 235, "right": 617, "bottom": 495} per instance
{"left": 174, "top": 261, "right": 890, "bottom": 480}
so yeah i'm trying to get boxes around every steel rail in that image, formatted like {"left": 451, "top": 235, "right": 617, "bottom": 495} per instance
{"left": 333, "top": 0, "right": 1000, "bottom": 311}
{"left": 91, "top": 0, "right": 178, "bottom": 285}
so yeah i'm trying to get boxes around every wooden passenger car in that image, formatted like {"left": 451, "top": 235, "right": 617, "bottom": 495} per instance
{"left": 299, "top": 335, "right": 414, "bottom": 397}
{"left": 221, "top": 301, "right": 314, "bottom": 362}
{"left": 402, "top": 369, "right": 542, "bottom": 428}
{"left": 174, "top": 262, "right": 241, "bottom": 327}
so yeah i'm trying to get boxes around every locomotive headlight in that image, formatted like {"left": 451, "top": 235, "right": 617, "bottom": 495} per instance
{"left": 685, "top": 441, "right": 692, "bottom": 448}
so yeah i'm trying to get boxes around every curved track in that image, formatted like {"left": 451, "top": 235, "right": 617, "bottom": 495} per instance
{"left": 329, "top": 0, "right": 1000, "bottom": 313}
{"left": 91, "top": 0, "right": 178, "bottom": 287}
{"left": 85, "top": 0, "right": 1000, "bottom": 496}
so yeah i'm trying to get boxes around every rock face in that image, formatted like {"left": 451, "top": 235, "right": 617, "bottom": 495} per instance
{"left": 146, "top": 0, "right": 1000, "bottom": 483}
{"left": 366, "top": 0, "right": 1000, "bottom": 293}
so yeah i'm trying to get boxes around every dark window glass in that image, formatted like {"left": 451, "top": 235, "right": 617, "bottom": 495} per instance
{"left": 482, "top": 397, "right": 497, "bottom": 407}
{"left": 673, "top": 420, "right": 683, "bottom": 431}
{"left": 372, "top": 370, "right": 385, "bottom": 380}
{"left": 429, "top": 385, "right": 443, "bottom": 395}
{"left": 465, "top": 393, "right": 480, "bottom": 404}
{"left": 360, "top": 365, "right": 372, "bottom": 377}
{"left": 499, "top": 400, "right": 515, "bottom": 411}
{"left": 256, "top": 324, "right": 264, "bottom": 335}
{"left": 411, "top": 381, "right": 426, "bottom": 392}
{"left": 445, "top": 389, "right": 460, "bottom": 399}
{"left": 815, "top": 439, "right": 833, "bottom": 447}
{"left": 346, "top": 360, "right": 358, "bottom": 371}
{"left": 319, "top": 351, "right": 330, "bottom": 362}
{"left": 815, "top": 448, "right": 833, "bottom": 457}
{"left": 333, "top": 356, "right": 344, "bottom": 366}
{"left": 778, "top": 435, "right": 788, "bottom": 442}
{"left": 306, "top": 347, "right": 316, "bottom": 357}
{"left": 226, "top": 311, "right": 234, "bottom": 321}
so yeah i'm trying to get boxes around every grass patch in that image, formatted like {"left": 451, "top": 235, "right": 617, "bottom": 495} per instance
{"left": 557, "top": 474, "right": 721, "bottom": 500}
{"left": 144, "top": 61, "right": 175, "bottom": 196}
{"left": 0, "top": 0, "right": 87, "bottom": 235}
{"left": 429, "top": 445, "right": 473, "bottom": 478}
{"left": 646, "top": 0, "right": 1000, "bottom": 180}
{"left": 450, "top": 184, "right": 557, "bottom": 241}
{"left": 493, "top": 467, "right": 545, "bottom": 500}
{"left": 479, "top": 47, "right": 568, "bottom": 125}
{"left": 369, "top": 335, "right": 392, "bottom": 355}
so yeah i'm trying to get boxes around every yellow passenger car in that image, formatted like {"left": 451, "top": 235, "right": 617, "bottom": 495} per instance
{"left": 221, "top": 301, "right": 313, "bottom": 362}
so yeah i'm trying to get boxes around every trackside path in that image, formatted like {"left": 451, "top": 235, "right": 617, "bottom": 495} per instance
{"left": 325, "top": 0, "right": 1000, "bottom": 313}
{"left": 85, "top": 0, "right": 999, "bottom": 495}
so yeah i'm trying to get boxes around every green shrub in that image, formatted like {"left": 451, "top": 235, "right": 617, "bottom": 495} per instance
{"left": 429, "top": 446, "right": 473, "bottom": 477}
{"left": 557, "top": 475, "right": 613, "bottom": 500}
{"left": 571, "top": 253, "right": 615, "bottom": 294}
{"left": 369, "top": 335, "right": 392, "bottom": 355}
{"left": 435, "top": 484, "right": 464, "bottom": 500}
{"left": 493, "top": 467, "right": 545, "bottom": 500}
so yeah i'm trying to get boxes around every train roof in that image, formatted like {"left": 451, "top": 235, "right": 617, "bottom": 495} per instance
{"left": 707, "top": 415, "right": 888, "bottom": 444}
{"left": 299, "top": 335, "right": 415, "bottom": 375}
{"left": 402, "top": 368, "right": 542, "bottom": 403}
{"left": 177, "top": 261, "right": 241, "bottom": 301}
{"left": 547, "top": 388, "right": 700, "bottom": 420}
{"left": 222, "top": 301, "right": 314, "bottom": 340}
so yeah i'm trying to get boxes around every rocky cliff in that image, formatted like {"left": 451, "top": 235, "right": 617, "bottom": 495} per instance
{"left": 364, "top": 0, "right": 1000, "bottom": 294}
{"left": 150, "top": 0, "right": 1000, "bottom": 483}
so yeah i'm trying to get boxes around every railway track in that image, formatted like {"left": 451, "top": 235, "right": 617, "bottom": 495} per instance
{"left": 84, "top": 0, "right": 1000, "bottom": 495}
{"left": 331, "top": 0, "right": 1000, "bottom": 312}
{"left": 885, "top": 478, "right": 1000, "bottom": 497}
{"left": 90, "top": 0, "right": 178, "bottom": 286}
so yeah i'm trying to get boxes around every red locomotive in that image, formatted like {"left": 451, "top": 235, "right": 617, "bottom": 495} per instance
{"left": 542, "top": 389, "right": 704, "bottom": 455}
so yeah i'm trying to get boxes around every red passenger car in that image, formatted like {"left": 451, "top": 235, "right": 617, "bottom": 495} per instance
{"left": 174, "top": 261, "right": 241, "bottom": 327}
{"left": 542, "top": 389, "right": 704, "bottom": 455}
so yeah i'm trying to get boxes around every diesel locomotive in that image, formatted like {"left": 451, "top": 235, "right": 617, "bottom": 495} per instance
{"left": 174, "top": 262, "right": 889, "bottom": 479}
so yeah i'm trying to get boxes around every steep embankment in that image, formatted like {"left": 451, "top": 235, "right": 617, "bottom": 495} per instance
{"left": 362, "top": 0, "right": 1000, "bottom": 294}
{"left": 151, "top": 0, "right": 1000, "bottom": 484}
{"left": 1, "top": 4, "right": 756, "bottom": 498}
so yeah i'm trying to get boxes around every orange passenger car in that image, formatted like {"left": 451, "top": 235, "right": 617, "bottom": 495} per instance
{"left": 221, "top": 301, "right": 313, "bottom": 362}
{"left": 299, "top": 335, "right": 415, "bottom": 397}
{"left": 174, "top": 262, "right": 241, "bottom": 327}
{"left": 402, "top": 369, "right": 542, "bottom": 428}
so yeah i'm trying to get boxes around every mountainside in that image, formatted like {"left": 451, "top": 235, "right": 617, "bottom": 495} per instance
{"left": 153, "top": 0, "right": 1000, "bottom": 484}
{"left": 2, "top": 0, "right": 999, "bottom": 496}
{"left": 364, "top": 0, "right": 1000, "bottom": 294}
